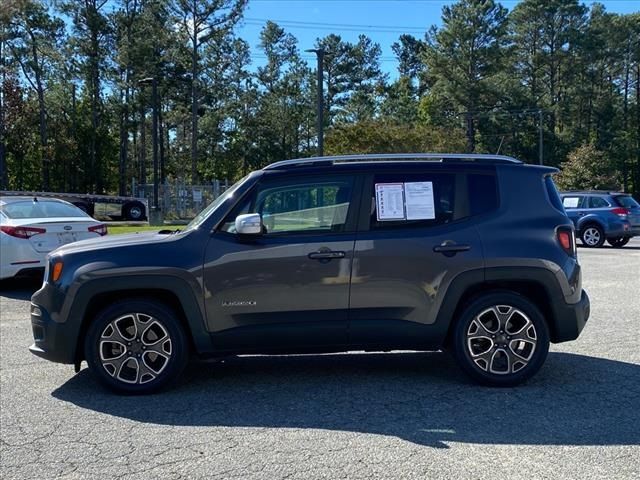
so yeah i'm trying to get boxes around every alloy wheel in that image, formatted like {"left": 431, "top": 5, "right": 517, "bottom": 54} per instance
{"left": 583, "top": 227, "right": 601, "bottom": 246}
{"left": 99, "top": 313, "right": 172, "bottom": 384}
{"left": 466, "top": 305, "right": 537, "bottom": 375}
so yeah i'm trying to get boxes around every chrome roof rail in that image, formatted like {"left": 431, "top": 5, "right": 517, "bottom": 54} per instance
{"left": 263, "top": 153, "right": 522, "bottom": 170}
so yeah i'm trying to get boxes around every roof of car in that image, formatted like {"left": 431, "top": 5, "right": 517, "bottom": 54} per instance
{"left": 263, "top": 153, "right": 523, "bottom": 170}
{"left": 0, "top": 196, "right": 70, "bottom": 205}
{"left": 560, "top": 190, "right": 628, "bottom": 195}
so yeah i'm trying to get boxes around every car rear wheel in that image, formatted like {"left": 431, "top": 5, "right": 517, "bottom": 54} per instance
{"left": 607, "top": 237, "right": 630, "bottom": 248}
{"left": 85, "top": 300, "right": 189, "bottom": 394}
{"left": 452, "top": 292, "right": 550, "bottom": 387}
{"left": 581, "top": 224, "right": 605, "bottom": 248}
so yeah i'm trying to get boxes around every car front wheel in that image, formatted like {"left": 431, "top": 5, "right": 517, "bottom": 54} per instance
{"left": 452, "top": 292, "right": 550, "bottom": 387}
{"left": 85, "top": 300, "right": 189, "bottom": 394}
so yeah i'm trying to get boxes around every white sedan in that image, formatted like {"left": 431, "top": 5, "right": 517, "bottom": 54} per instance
{"left": 0, "top": 196, "right": 107, "bottom": 280}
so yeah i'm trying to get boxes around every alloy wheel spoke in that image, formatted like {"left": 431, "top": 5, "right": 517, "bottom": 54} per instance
{"left": 490, "top": 348, "right": 512, "bottom": 374}
{"left": 103, "top": 352, "right": 129, "bottom": 378}
{"left": 469, "top": 347, "right": 494, "bottom": 372}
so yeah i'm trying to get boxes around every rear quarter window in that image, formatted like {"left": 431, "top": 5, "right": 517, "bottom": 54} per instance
{"left": 468, "top": 173, "right": 498, "bottom": 216}
{"left": 544, "top": 176, "right": 565, "bottom": 212}
{"left": 614, "top": 195, "right": 640, "bottom": 209}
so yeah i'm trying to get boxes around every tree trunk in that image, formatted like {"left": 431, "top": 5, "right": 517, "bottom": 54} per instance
{"left": 465, "top": 111, "right": 475, "bottom": 152}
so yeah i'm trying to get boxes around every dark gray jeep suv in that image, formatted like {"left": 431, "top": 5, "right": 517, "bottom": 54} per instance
{"left": 29, "top": 154, "right": 590, "bottom": 394}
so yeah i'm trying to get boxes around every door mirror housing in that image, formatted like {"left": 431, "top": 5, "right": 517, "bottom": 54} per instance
{"left": 235, "top": 213, "right": 262, "bottom": 235}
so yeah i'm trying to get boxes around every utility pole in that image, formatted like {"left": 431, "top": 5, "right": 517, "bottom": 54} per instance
{"left": 306, "top": 48, "right": 325, "bottom": 156}
{"left": 538, "top": 109, "right": 544, "bottom": 165}
{"left": 138, "top": 77, "right": 162, "bottom": 225}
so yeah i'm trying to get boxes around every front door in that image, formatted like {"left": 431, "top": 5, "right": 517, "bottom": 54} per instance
{"left": 202, "top": 173, "right": 360, "bottom": 351}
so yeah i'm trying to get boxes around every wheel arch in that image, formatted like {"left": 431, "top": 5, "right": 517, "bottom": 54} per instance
{"left": 70, "top": 276, "right": 212, "bottom": 365}
{"left": 437, "top": 267, "right": 567, "bottom": 346}
{"left": 577, "top": 216, "right": 605, "bottom": 233}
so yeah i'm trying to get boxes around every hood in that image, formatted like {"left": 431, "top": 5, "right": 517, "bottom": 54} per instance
{"left": 52, "top": 231, "right": 175, "bottom": 256}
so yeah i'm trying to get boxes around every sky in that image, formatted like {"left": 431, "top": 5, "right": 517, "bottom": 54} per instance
{"left": 236, "top": 0, "right": 640, "bottom": 77}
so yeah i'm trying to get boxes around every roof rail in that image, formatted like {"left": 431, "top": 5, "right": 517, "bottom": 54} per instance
{"left": 263, "top": 153, "right": 522, "bottom": 170}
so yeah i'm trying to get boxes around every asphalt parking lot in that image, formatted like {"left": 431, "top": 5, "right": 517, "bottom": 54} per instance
{"left": 1, "top": 240, "right": 639, "bottom": 480}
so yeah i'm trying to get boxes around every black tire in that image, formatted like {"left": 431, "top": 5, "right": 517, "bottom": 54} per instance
{"left": 451, "top": 291, "right": 550, "bottom": 387}
{"left": 580, "top": 224, "right": 605, "bottom": 248}
{"left": 607, "top": 237, "right": 630, "bottom": 248}
{"left": 85, "top": 300, "right": 189, "bottom": 394}
{"left": 122, "top": 201, "right": 146, "bottom": 221}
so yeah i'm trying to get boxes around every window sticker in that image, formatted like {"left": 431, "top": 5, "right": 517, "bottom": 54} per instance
{"left": 404, "top": 182, "right": 435, "bottom": 220}
{"left": 563, "top": 197, "right": 580, "bottom": 208}
{"left": 375, "top": 183, "right": 405, "bottom": 221}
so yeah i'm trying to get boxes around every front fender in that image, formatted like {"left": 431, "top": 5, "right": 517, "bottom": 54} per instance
{"left": 67, "top": 272, "right": 211, "bottom": 355}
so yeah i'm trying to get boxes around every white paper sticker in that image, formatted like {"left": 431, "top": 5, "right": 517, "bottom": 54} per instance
{"left": 375, "top": 183, "right": 405, "bottom": 221}
{"left": 404, "top": 182, "right": 435, "bottom": 220}
{"left": 562, "top": 197, "right": 580, "bottom": 208}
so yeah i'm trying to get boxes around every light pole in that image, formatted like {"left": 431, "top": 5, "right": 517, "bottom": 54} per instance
{"left": 138, "top": 77, "right": 162, "bottom": 224}
{"left": 306, "top": 48, "right": 325, "bottom": 157}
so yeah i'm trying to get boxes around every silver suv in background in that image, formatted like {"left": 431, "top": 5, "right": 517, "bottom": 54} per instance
{"left": 560, "top": 191, "right": 640, "bottom": 247}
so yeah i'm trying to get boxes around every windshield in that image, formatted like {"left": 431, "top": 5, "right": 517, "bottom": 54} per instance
{"left": 183, "top": 176, "right": 250, "bottom": 232}
{"left": 0, "top": 200, "right": 90, "bottom": 219}
{"left": 614, "top": 195, "right": 639, "bottom": 209}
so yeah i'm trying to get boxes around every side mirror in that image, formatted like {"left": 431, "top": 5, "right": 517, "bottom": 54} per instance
{"left": 235, "top": 213, "right": 262, "bottom": 235}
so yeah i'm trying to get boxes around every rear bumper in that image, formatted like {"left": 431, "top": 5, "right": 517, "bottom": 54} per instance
{"left": 551, "top": 290, "right": 590, "bottom": 343}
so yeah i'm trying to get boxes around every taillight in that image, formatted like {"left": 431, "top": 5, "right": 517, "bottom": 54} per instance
{"left": 0, "top": 226, "right": 46, "bottom": 239}
{"left": 88, "top": 224, "right": 107, "bottom": 236}
{"left": 611, "top": 207, "right": 629, "bottom": 218}
{"left": 557, "top": 227, "right": 576, "bottom": 257}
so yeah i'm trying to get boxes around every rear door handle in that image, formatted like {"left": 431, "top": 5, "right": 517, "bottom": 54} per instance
{"left": 308, "top": 250, "right": 346, "bottom": 260}
{"left": 433, "top": 244, "right": 471, "bottom": 256}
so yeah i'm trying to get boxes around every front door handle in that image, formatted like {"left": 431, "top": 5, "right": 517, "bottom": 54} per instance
{"left": 433, "top": 243, "right": 471, "bottom": 257}
{"left": 308, "top": 250, "right": 346, "bottom": 260}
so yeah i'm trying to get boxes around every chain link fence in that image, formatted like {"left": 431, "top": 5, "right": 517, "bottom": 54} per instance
{"left": 133, "top": 179, "right": 232, "bottom": 220}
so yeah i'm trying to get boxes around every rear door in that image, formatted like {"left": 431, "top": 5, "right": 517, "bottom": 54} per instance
{"left": 348, "top": 166, "right": 490, "bottom": 348}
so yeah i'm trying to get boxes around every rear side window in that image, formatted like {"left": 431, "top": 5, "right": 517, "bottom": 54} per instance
{"left": 588, "top": 196, "right": 610, "bottom": 208}
{"left": 614, "top": 195, "right": 639, "bottom": 209}
{"left": 370, "top": 172, "right": 456, "bottom": 230}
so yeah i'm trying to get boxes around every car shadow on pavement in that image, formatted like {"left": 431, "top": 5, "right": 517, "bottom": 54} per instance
{"left": 52, "top": 351, "right": 640, "bottom": 449}
{"left": 0, "top": 278, "right": 41, "bottom": 300}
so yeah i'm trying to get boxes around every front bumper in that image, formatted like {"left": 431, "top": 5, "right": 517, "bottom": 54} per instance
{"left": 551, "top": 290, "right": 590, "bottom": 343}
{"left": 29, "top": 285, "right": 79, "bottom": 364}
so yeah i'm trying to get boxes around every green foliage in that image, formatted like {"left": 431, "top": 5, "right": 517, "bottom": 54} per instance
{"left": 0, "top": 0, "right": 639, "bottom": 199}
{"left": 555, "top": 143, "right": 622, "bottom": 191}
{"left": 325, "top": 121, "right": 467, "bottom": 155}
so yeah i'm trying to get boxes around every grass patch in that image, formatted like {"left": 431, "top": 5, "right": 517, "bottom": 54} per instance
{"left": 107, "top": 225, "right": 183, "bottom": 235}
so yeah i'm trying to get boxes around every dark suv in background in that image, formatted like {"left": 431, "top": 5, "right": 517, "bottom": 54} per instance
{"left": 560, "top": 191, "right": 640, "bottom": 247}
{"left": 29, "top": 154, "right": 590, "bottom": 394}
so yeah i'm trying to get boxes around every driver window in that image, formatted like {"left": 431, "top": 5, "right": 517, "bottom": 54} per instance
{"left": 220, "top": 178, "right": 354, "bottom": 235}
